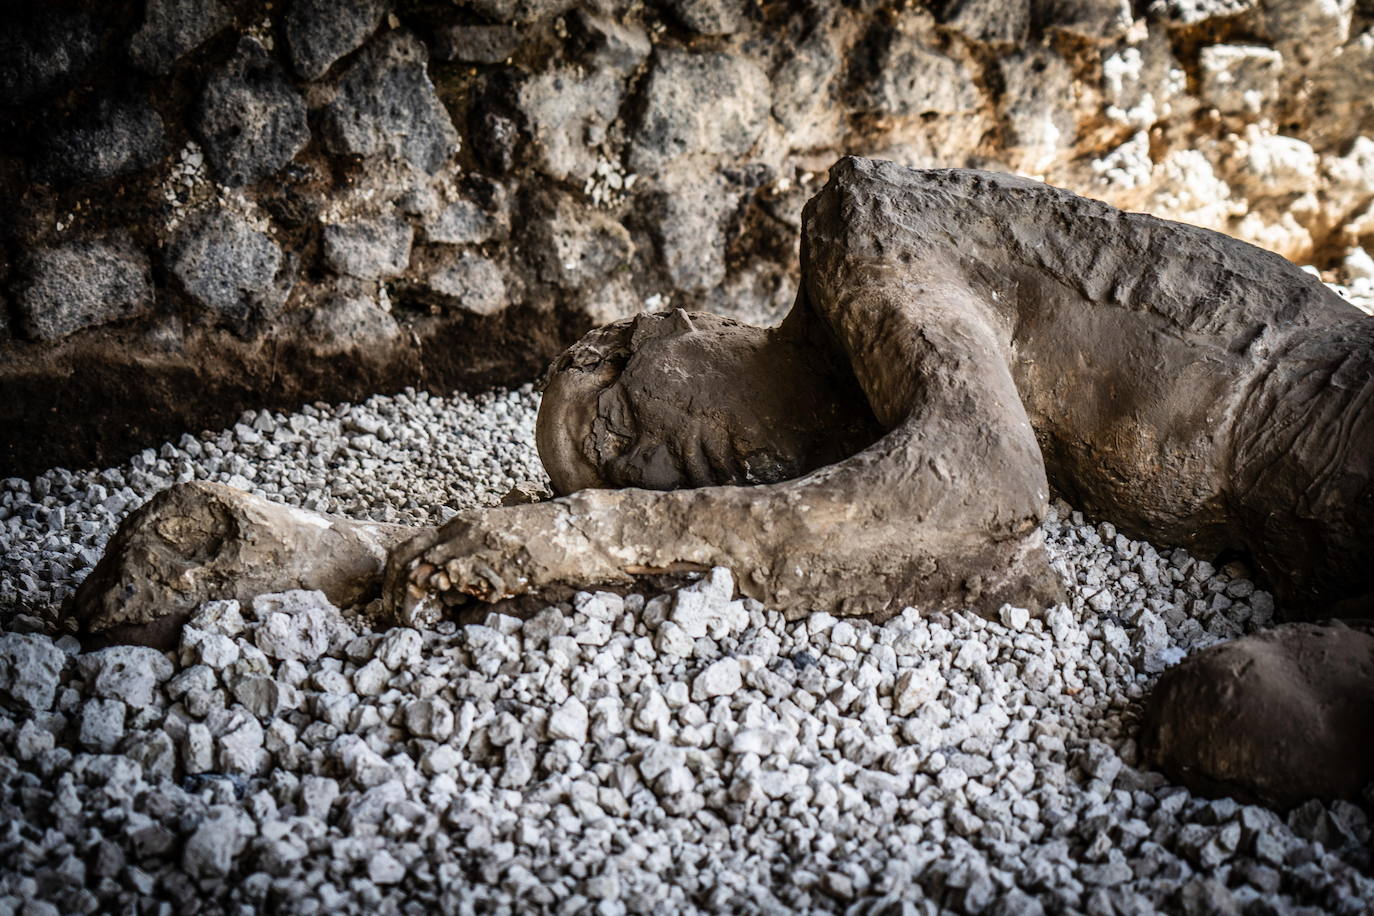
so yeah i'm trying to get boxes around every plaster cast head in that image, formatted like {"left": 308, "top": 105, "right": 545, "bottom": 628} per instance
{"left": 537, "top": 309, "right": 882, "bottom": 496}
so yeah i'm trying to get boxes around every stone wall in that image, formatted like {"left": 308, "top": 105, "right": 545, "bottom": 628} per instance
{"left": 4, "top": 0, "right": 1373, "bottom": 475}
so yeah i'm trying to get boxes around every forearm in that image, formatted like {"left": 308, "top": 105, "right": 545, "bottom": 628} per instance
{"left": 384, "top": 398, "right": 1051, "bottom": 626}
{"left": 382, "top": 484, "right": 804, "bottom": 626}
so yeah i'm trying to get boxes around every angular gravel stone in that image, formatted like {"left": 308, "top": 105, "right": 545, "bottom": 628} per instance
{"left": 421, "top": 744, "right": 460, "bottom": 776}
{"left": 638, "top": 742, "right": 686, "bottom": 781}
{"left": 210, "top": 706, "right": 266, "bottom": 774}
{"left": 547, "top": 696, "right": 589, "bottom": 742}
{"left": 893, "top": 665, "right": 939, "bottom": 717}
{"left": 668, "top": 568, "right": 742, "bottom": 638}
{"left": 691, "top": 657, "right": 742, "bottom": 700}
{"left": 14, "top": 719, "right": 54, "bottom": 760}
{"left": 300, "top": 776, "right": 340, "bottom": 819}
{"left": 521, "top": 607, "right": 567, "bottom": 646}
{"left": 369, "top": 850, "right": 406, "bottom": 884}
{"left": 0, "top": 633, "right": 66, "bottom": 711}
{"left": 182, "top": 721, "right": 214, "bottom": 773}
{"left": 252, "top": 590, "right": 350, "bottom": 662}
{"left": 78, "top": 698, "right": 126, "bottom": 751}
{"left": 651, "top": 622, "right": 691, "bottom": 659}
{"left": 181, "top": 625, "right": 241, "bottom": 670}
{"left": 353, "top": 658, "right": 389, "bottom": 696}
{"left": 999, "top": 604, "right": 1031, "bottom": 630}
{"left": 404, "top": 698, "right": 454, "bottom": 740}
{"left": 190, "top": 599, "right": 245, "bottom": 637}
{"left": 231, "top": 675, "right": 294, "bottom": 718}
{"left": 77, "top": 646, "right": 172, "bottom": 707}
{"left": 182, "top": 807, "right": 253, "bottom": 879}
{"left": 377, "top": 628, "right": 422, "bottom": 670}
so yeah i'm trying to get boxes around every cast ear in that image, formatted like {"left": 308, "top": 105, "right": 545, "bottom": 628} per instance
{"left": 628, "top": 308, "right": 699, "bottom": 349}
{"left": 667, "top": 308, "right": 697, "bottom": 335}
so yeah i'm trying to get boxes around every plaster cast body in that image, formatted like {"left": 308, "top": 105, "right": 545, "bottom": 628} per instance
{"left": 72, "top": 159, "right": 1373, "bottom": 643}
{"left": 1140, "top": 621, "right": 1374, "bottom": 808}
{"left": 71, "top": 481, "right": 414, "bottom": 648}
{"left": 390, "top": 158, "right": 1373, "bottom": 626}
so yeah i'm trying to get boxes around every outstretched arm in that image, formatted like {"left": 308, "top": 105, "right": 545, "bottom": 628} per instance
{"left": 384, "top": 277, "right": 1062, "bottom": 626}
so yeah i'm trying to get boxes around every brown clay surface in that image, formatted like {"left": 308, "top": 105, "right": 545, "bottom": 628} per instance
{"left": 70, "top": 480, "right": 418, "bottom": 649}
{"left": 1140, "top": 622, "right": 1374, "bottom": 808}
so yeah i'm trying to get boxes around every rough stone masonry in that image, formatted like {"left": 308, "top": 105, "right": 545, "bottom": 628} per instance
{"left": 4, "top": 0, "right": 1374, "bottom": 476}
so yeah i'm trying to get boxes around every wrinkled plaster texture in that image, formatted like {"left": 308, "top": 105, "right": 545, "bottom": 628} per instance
{"left": 3, "top": 0, "right": 1374, "bottom": 475}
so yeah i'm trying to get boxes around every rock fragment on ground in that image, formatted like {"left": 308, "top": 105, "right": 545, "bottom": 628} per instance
{"left": 1141, "top": 622, "right": 1374, "bottom": 809}
{"left": 0, "top": 633, "right": 66, "bottom": 711}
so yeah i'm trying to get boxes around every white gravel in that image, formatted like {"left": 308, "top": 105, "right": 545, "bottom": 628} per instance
{"left": 0, "top": 385, "right": 1371, "bottom": 915}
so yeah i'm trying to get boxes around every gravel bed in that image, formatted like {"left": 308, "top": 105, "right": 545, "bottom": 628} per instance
{"left": 0, "top": 385, "right": 1371, "bottom": 915}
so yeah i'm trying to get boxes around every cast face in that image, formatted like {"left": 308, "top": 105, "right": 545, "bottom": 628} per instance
{"left": 537, "top": 309, "right": 881, "bottom": 496}
{"left": 538, "top": 314, "right": 765, "bottom": 494}
{"left": 537, "top": 347, "right": 621, "bottom": 495}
